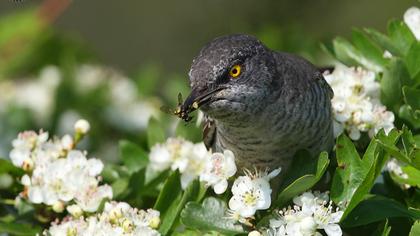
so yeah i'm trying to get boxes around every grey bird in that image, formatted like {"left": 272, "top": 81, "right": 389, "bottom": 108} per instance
{"left": 180, "top": 34, "right": 334, "bottom": 172}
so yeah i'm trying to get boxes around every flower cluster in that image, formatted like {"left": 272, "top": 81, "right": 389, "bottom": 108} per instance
{"left": 404, "top": 6, "right": 420, "bottom": 40}
{"left": 265, "top": 191, "right": 343, "bottom": 236}
{"left": 149, "top": 137, "right": 213, "bottom": 189}
{"left": 324, "top": 65, "right": 395, "bottom": 140}
{"left": 44, "top": 201, "right": 161, "bottom": 236}
{"left": 11, "top": 120, "right": 112, "bottom": 214}
{"left": 149, "top": 137, "right": 280, "bottom": 219}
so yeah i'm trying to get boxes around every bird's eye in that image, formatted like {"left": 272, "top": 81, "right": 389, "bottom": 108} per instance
{"left": 229, "top": 64, "right": 241, "bottom": 78}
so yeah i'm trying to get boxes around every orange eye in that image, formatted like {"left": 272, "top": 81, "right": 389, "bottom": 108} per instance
{"left": 229, "top": 64, "right": 241, "bottom": 78}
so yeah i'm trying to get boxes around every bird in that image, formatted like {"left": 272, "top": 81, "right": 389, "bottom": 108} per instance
{"left": 180, "top": 34, "right": 334, "bottom": 172}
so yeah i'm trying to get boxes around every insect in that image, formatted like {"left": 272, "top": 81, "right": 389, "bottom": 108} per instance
{"left": 160, "top": 93, "right": 198, "bottom": 122}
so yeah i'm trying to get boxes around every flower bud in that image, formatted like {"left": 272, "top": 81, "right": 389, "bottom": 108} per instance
{"left": 67, "top": 204, "right": 83, "bottom": 218}
{"left": 52, "top": 201, "right": 65, "bottom": 213}
{"left": 22, "top": 158, "right": 34, "bottom": 172}
{"left": 248, "top": 231, "right": 262, "bottom": 236}
{"left": 74, "top": 119, "right": 90, "bottom": 134}
{"left": 149, "top": 216, "right": 160, "bottom": 229}
{"left": 61, "top": 135, "right": 74, "bottom": 150}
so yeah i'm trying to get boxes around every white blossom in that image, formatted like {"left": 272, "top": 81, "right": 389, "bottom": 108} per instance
{"left": 404, "top": 6, "right": 420, "bottom": 40}
{"left": 44, "top": 202, "right": 161, "bottom": 236}
{"left": 200, "top": 150, "right": 237, "bottom": 194}
{"left": 228, "top": 168, "right": 281, "bottom": 218}
{"left": 324, "top": 65, "right": 394, "bottom": 140}
{"left": 265, "top": 191, "right": 343, "bottom": 236}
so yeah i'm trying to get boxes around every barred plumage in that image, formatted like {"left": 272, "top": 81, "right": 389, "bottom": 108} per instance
{"left": 184, "top": 34, "right": 334, "bottom": 172}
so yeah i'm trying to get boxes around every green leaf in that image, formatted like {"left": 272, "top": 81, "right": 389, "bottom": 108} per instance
{"left": 364, "top": 28, "right": 401, "bottom": 56}
{"left": 154, "top": 171, "right": 182, "bottom": 212}
{"left": 378, "top": 127, "right": 420, "bottom": 170}
{"left": 399, "top": 105, "right": 420, "bottom": 129}
{"left": 388, "top": 20, "right": 416, "bottom": 56}
{"left": 0, "top": 222, "right": 41, "bottom": 236}
{"left": 342, "top": 195, "right": 420, "bottom": 227}
{"left": 371, "top": 220, "right": 391, "bottom": 236}
{"left": 333, "top": 37, "right": 382, "bottom": 72}
{"left": 0, "top": 159, "right": 24, "bottom": 176}
{"left": 274, "top": 151, "right": 329, "bottom": 207}
{"left": 159, "top": 179, "right": 201, "bottom": 235}
{"left": 331, "top": 133, "right": 396, "bottom": 220}
{"left": 157, "top": 176, "right": 203, "bottom": 235}
{"left": 380, "top": 59, "right": 408, "bottom": 109}
{"left": 111, "top": 177, "right": 130, "bottom": 199}
{"left": 405, "top": 41, "right": 420, "bottom": 78}
{"left": 154, "top": 171, "right": 183, "bottom": 235}
{"left": 403, "top": 86, "right": 420, "bottom": 118}
{"left": 119, "top": 140, "right": 149, "bottom": 174}
{"left": 409, "top": 221, "right": 420, "bottom": 236}
{"left": 147, "top": 117, "right": 166, "bottom": 149}
{"left": 351, "top": 29, "right": 387, "bottom": 68}
{"left": 180, "top": 197, "right": 245, "bottom": 235}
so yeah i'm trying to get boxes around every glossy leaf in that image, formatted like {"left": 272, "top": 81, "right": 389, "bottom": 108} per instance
{"left": 371, "top": 220, "right": 391, "bottom": 236}
{"left": 274, "top": 151, "right": 329, "bottom": 207}
{"left": 157, "top": 177, "right": 204, "bottom": 235}
{"left": 405, "top": 41, "right": 420, "bottom": 78}
{"left": 351, "top": 29, "right": 387, "bottom": 68}
{"left": 333, "top": 37, "right": 382, "bottom": 72}
{"left": 180, "top": 197, "right": 245, "bottom": 235}
{"left": 380, "top": 58, "right": 406, "bottom": 109}
{"left": 364, "top": 28, "right": 401, "bottom": 56}
{"left": 403, "top": 86, "right": 420, "bottom": 118}
{"left": 388, "top": 20, "right": 416, "bottom": 56}
{"left": 409, "top": 221, "right": 420, "bottom": 236}
{"left": 342, "top": 195, "right": 420, "bottom": 227}
{"left": 331, "top": 133, "right": 397, "bottom": 220}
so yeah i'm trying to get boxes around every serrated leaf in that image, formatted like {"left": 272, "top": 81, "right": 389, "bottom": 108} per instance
{"left": 333, "top": 37, "right": 382, "bottom": 72}
{"left": 342, "top": 195, "right": 420, "bottom": 227}
{"left": 180, "top": 197, "right": 245, "bottom": 235}
{"left": 0, "top": 222, "right": 41, "bottom": 236}
{"left": 378, "top": 127, "right": 420, "bottom": 170}
{"left": 399, "top": 105, "right": 420, "bottom": 129}
{"left": 147, "top": 117, "right": 166, "bottom": 149}
{"left": 403, "top": 86, "right": 420, "bottom": 118}
{"left": 409, "top": 221, "right": 420, "bottom": 236}
{"left": 331, "top": 133, "right": 397, "bottom": 220}
{"left": 119, "top": 140, "right": 148, "bottom": 174}
{"left": 364, "top": 28, "right": 401, "bottom": 56}
{"left": 388, "top": 20, "right": 416, "bottom": 56}
{"left": 380, "top": 58, "right": 407, "bottom": 109}
{"left": 274, "top": 151, "right": 329, "bottom": 207}
{"left": 351, "top": 29, "right": 387, "bottom": 68}
{"left": 405, "top": 41, "right": 420, "bottom": 78}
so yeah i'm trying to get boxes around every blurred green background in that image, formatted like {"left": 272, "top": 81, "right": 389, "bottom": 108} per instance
{"left": 0, "top": 0, "right": 418, "bottom": 161}
{"left": 0, "top": 0, "right": 416, "bottom": 74}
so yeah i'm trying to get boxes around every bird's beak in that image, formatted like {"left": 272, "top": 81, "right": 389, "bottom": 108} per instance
{"left": 182, "top": 86, "right": 224, "bottom": 111}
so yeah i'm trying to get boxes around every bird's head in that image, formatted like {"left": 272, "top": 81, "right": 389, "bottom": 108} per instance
{"left": 182, "top": 34, "right": 277, "bottom": 121}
